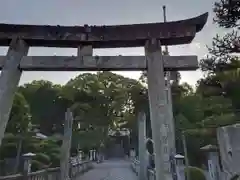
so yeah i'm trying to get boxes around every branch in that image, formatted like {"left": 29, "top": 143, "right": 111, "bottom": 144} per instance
{"left": 209, "top": 31, "right": 240, "bottom": 56}
{"left": 214, "top": 0, "right": 240, "bottom": 28}
{"left": 200, "top": 55, "right": 239, "bottom": 73}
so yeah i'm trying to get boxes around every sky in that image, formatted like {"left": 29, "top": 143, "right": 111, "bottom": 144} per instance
{"left": 0, "top": 0, "right": 224, "bottom": 87}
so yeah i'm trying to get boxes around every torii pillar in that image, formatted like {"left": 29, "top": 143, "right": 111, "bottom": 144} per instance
{"left": 0, "top": 38, "right": 29, "bottom": 147}
{"left": 146, "top": 39, "right": 172, "bottom": 180}
{"left": 165, "top": 72, "right": 176, "bottom": 156}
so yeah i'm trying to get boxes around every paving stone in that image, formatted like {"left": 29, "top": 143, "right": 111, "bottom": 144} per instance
{"left": 77, "top": 159, "right": 138, "bottom": 180}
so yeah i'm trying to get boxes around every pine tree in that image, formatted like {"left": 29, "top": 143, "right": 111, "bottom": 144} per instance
{"left": 200, "top": 0, "right": 240, "bottom": 74}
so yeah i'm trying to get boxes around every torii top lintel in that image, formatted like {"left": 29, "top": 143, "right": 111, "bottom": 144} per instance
{"left": 0, "top": 12, "right": 208, "bottom": 48}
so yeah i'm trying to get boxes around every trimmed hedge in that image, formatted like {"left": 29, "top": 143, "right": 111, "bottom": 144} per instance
{"left": 231, "top": 174, "right": 240, "bottom": 180}
{"left": 185, "top": 166, "right": 206, "bottom": 180}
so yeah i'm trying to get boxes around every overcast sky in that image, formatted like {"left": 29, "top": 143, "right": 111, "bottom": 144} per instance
{"left": 0, "top": 0, "right": 224, "bottom": 86}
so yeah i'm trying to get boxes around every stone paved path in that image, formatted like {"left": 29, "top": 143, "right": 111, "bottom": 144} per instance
{"left": 77, "top": 159, "right": 138, "bottom": 180}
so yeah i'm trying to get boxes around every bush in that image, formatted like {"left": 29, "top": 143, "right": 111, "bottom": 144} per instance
{"left": 31, "top": 160, "right": 47, "bottom": 171}
{"left": 230, "top": 174, "right": 240, "bottom": 180}
{"left": 185, "top": 166, "right": 206, "bottom": 180}
{"left": 34, "top": 153, "right": 51, "bottom": 164}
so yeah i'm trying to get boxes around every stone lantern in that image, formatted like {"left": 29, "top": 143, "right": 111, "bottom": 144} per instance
{"left": 78, "top": 150, "right": 83, "bottom": 161}
{"left": 22, "top": 152, "right": 36, "bottom": 175}
{"left": 93, "top": 149, "right": 96, "bottom": 161}
{"left": 174, "top": 154, "right": 185, "bottom": 180}
{"left": 89, "top": 150, "right": 93, "bottom": 161}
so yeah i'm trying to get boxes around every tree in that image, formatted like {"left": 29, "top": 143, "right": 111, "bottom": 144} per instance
{"left": 64, "top": 72, "right": 146, "bottom": 150}
{"left": 0, "top": 131, "right": 61, "bottom": 173}
{"left": 19, "top": 80, "right": 68, "bottom": 135}
{"left": 198, "top": 0, "right": 240, "bottom": 114}
{"left": 6, "top": 92, "right": 31, "bottom": 134}
{"left": 200, "top": 0, "right": 240, "bottom": 72}
{"left": 30, "top": 139, "right": 61, "bottom": 170}
{"left": 214, "top": 0, "right": 240, "bottom": 28}
{"left": 173, "top": 80, "right": 237, "bottom": 165}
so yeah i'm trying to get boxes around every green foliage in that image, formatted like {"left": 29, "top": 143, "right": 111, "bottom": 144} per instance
{"left": 6, "top": 92, "right": 31, "bottom": 134}
{"left": 33, "top": 139, "right": 61, "bottom": 168}
{"left": 199, "top": 0, "right": 240, "bottom": 108}
{"left": 31, "top": 160, "right": 47, "bottom": 172}
{"left": 230, "top": 174, "right": 240, "bottom": 180}
{"left": 19, "top": 80, "right": 67, "bottom": 135}
{"left": 214, "top": 0, "right": 240, "bottom": 28}
{"left": 0, "top": 131, "right": 61, "bottom": 171}
{"left": 1, "top": 71, "right": 147, "bottom": 171}
{"left": 185, "top": 166, "right": 206, "bottom": 180}
{"left": 0, "top": 71, "right": 236, "bottom": 171}
{"left": 35, "top": 153, "right": 51, "bottom": 164}
{"left": 178, "top": 0, "right": 240, "bottom": 167}
{"left": 64, "top": 72, "right": 146, "bottom": 149}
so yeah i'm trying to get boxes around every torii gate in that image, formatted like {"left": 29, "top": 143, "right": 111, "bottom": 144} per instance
{"left": 0, "top": 11, "right": 208, "bottom": 180}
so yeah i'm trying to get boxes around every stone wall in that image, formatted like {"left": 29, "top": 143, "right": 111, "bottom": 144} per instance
{"left": 217, "top": 124, "right": 240, "bottom": 179}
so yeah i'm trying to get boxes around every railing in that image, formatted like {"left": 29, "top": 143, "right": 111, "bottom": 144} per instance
{"left": 131, "top": 159, "right": 140, "bottom": 175}
{"left": 0, "top": 161, "right": 92, "bottom": 180}
{"left": 70, "top": 161, "right": 92, "bottom": 178}
{"left": 131, "top": 159, "right": 156, "bottom": 180}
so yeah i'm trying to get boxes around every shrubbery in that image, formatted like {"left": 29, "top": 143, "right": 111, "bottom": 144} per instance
{"left": 185, "top": 166, "right": 206, "bottom": 180}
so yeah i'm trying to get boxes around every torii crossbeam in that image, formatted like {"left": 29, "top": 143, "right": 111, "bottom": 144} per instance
{"left": 0, "top": 55, "right": 198, "bottom": 71}
{"left": 0, "top": 12, "right": 208, "bottom": 48}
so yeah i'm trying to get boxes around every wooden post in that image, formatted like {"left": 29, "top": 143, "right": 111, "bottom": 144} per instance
{"left": 146, "top": 39, "right": 171, "bottom": 180}
{"left": 0, "top": 38, "right": 29, "bottom": 147}
{"left": 138, "top": 112, "right": 147, "bottom": 180}
{"left": 60, "top": 109, "right": 73, "bottom": 180}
